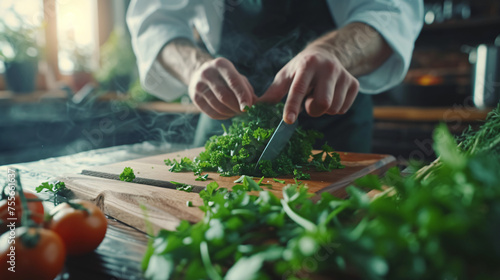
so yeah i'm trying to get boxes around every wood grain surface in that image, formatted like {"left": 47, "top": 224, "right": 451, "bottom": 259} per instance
{"left": 81, "top": 147, "right": 396, "bottom": 199}
{"left": 56, "top": 174, "right": 204, "bottom": 234}
{"left": 58, "top": 148, "right": 396, "bottom": 233}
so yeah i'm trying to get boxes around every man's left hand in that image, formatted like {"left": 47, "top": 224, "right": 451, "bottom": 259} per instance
{"left": 259, "top": 45, "right": 359, "bottom": 124}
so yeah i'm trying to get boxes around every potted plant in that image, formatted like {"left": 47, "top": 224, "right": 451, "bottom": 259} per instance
{"left": 0, "top": 18, "right": 40, "bottom": 94}
{"left": 70, "top": 46, "right": 93, "bottom": 91}
{"left": 94, "top": 29, "right": 137, "bottom": 92}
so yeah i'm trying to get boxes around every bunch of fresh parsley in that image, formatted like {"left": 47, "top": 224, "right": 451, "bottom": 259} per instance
{"left": 143, "top": 107, "right": 500, "bottom": 280}
{"left": 458, "top": 103, "right": 500, "bottom": 156}
{"left": 416, "top": 103, "right": 500, "bottom": 180}
{"left": 165, "top": 103, "right": 343, "bottom": 178}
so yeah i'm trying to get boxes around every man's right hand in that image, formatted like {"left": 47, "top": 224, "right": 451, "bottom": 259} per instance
{"left": 188, "top": 57, "right": 257, "bottom": 120}
{"left": 158, "top": 39, "right": 256, "bottom": 120}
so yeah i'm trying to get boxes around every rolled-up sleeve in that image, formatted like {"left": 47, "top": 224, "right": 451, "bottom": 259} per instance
{"left": 126, "top": 0, "right": 197, "bottom": 101}
{"left": 328, "top": 0, "right": 424, "bottom": 94}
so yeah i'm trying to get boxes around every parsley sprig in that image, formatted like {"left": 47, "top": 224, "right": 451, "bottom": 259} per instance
{"left": 170, "top": 181, "right": 193, "bottom": 193}
{"left": 36, "top": 181, "right": 68, "bottom": 194}
{"left": 119, "top": 167, "right": 135, "bottom": 182}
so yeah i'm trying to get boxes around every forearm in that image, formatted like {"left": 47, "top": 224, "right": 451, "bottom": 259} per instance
{"left": 157, "top": 38, "right": 213, "bottom": 85}
{"left": 309, "top": 22, "right": 393, "bottom": 77}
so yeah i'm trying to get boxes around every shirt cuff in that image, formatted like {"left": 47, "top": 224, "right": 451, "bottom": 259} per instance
{"left": 342, "top": 12, "right": 419, "bottom": 94}
{"left": 134, "top": 22, "right": 194, "bottom": 101}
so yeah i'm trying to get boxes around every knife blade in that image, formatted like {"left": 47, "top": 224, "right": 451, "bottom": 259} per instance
{"left": 255, "top": 119, "right": 298, "bottom": 170}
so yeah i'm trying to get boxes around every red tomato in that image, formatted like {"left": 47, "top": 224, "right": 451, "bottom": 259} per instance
{"left": 0, "top": 227, "right": 66, "bottom": 280}
{"left": 0, "top": 192, "right": 45, "bottom": 233}
{"left": 48, "top": 199, "right": 107, "bottom": 256}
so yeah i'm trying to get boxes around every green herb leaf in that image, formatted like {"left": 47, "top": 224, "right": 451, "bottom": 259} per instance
{"left": 234, "top": 175, "right": 252, "bottom": 183}
{"left": 195, "top": 174, "right": 209, "bottom": 181}
{"left": 242, "top": 176, "right": 262, "bottom": 191}
{"left": 293, "top": 169, "right": 310, "bottom": 180}
{"left": 119, "top": 167, "right": 135, "bottom": 182}
{"left": 273, "top": 178, "right": 286, "bottom": 184}
{"left": 170, "top": 181, "right": 193, "bottom": 192}
{"left": 354, "top": 174, "right": 383, "bottom": 190}
{"left": 35, "top": 181, "right": 68, "bottom": 194}
{"left": 433, "top": 123, "right": 466, "bottom": 169}
{"left": 225, "top": 254, "right": 264, "bottom": 280}
{"left": 164, "top": 157, "right": 196, "bottom": 172}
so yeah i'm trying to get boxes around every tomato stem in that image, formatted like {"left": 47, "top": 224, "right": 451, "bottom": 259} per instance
{"left": 13, "top": 170, "right": 42, "bottom": 248}
{"left": 20, "top": 228, "right": 41, "bottom": 248}
{"left": 14, "top": 171, "right": 36, "bottom": 228}
{"left": 47, "top": 201, "right": 90, "bottom": 222}
{"left": 67, "top": 201, "right": 90, "bottom": 214}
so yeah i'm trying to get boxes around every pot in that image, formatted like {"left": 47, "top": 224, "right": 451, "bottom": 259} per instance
{"left": 3, "top": 60, "right": 38, "bottom": 94}
{"left": 469, "top": 36, "right": 500, "bottom": 109}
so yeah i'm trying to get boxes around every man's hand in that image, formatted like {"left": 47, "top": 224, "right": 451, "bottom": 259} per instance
{"left": 259, "top": 45, "right": 359, "bottom": 124}
{"left": 259, "top": 22, "right": 393, "bottom": 124}
{"left": 188, "top": 57, "right": 257, "bottom": 119}
{"left": 158, "top": 39, "right": 257, "bottom": 120}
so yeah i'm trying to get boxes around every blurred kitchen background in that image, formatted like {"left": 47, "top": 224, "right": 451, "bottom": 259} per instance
{"left": 0, "top": 0, "right": 499, "bottom": 166}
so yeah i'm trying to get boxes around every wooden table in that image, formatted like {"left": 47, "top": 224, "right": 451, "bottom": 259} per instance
{"left": 373, "top": 106, "right": 492, "bottom": 122}
{"left": 0, "top": 90, "right": 67, "bottom": 103}
{"left": 1, "top": 140, "right": 395, "bottom": 279}
{"left": 0, "top": 142, "right": 192, "bottom": 280}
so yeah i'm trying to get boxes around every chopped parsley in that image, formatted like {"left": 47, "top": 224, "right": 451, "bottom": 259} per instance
{"left": 119, "top": 167, "right": 135, "bottom": 182}
{"left": 164, "top": 103, "right": 343, "bottom": 178}
{"left": 36, "top": 181, "right": 68, "bottom": 194}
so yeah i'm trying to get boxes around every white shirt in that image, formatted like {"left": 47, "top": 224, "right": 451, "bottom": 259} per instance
{"left": 127, "top": 0, "right": 424, "bottom": 102}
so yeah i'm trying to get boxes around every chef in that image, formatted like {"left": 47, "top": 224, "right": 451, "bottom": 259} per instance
{"left": 127, "top": 0, "right": 423, "bottom": 152}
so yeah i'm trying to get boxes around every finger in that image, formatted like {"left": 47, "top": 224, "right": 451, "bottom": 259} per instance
{"left": 191, "top": 80, "right": 235, "bottom": 116}
{"left": 283, "top": 68, "right": 314, "bottom": 124}
{"left": 191, "top": 91, "right": 230, "bottom": 120}
{"left": 326, "top": 74, "right": 349, "bottom": 115}
{"left": 338, "top": 79, "right": 359, "bottom": 114}
{"left": 242, "top": 76, "right": 257, "bottom": 110}
{"left": 258, "top": 71, "right": 292, "bottom": 104}
{"left": 202, "top": 89, "right": 237, "bottom": 117}
{"left": 202, "top": 71, "right": 240, "bottom": 113}
{"left": 304, "top": 75, "right": 335, "bottom": 117}
{"left": 215, "top": 59, "right": 253, "bottom": 111}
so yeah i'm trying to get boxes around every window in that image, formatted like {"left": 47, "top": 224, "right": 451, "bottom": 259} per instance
{"left": 0, "top": 0, "right": 44, "bottom": 73}
{"left": 0, "top": 0, "right": 106, "bottom": 90}
{"left": 56, "top": 0, "right": 98, "bottom": 73}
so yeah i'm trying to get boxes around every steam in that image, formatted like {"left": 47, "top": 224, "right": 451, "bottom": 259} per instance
{"left": 18, "top": 94, "right": 201, "bottom": 164}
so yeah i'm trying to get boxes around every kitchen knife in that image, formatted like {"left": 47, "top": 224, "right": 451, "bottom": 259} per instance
{"left": 255, "top": 119, "right": 298, "bottom": 170}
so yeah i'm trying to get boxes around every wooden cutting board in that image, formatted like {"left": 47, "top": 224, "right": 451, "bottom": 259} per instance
{"left": 56, "top": 174, "right": 204, "bottom": 234}
{"left": 81, "top": 147, "right": 395, "bottom": 197}
{"left": 59, "top": 148, "right": 396, "bottom": 233}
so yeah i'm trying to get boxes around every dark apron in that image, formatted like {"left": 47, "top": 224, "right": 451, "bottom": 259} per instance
{"left": 193, "top": 0, "right": 373, "bottom": 153}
